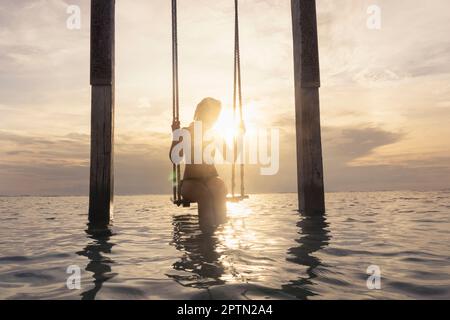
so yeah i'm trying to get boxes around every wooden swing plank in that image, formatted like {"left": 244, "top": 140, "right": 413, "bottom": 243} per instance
{"left": 172, "top": 195, "right": 249, "bottom": 207}
{"left": 226, "top": 195, "right": 249, "bottom": 203}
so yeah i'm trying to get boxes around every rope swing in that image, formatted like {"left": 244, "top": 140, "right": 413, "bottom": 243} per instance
{"left": 232, "top": 0, "right": 245, "bottom": 199}
{"left": 171, "top": 0, "right": 248, "bottom": 206}
{"left": 171, "top": 0, "right": 181, "bottom": 204}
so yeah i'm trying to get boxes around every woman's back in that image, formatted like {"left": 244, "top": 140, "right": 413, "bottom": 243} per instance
{"left": 183, "top": 123, "right": 219, "bottom": 180}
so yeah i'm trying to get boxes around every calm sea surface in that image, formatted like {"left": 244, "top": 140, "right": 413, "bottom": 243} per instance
{"left": 0, "top": 192, "right": 449, "bottom": 300}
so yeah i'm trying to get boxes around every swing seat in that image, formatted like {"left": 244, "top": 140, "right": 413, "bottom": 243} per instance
{"left": 172, "top": 198, "right": 192, "bottom": 207}
{"left": 226, "top": 195, "right": 249, "bottom": 203}
{"left": 172, "top": 195, "right": 249, "bottom": 207}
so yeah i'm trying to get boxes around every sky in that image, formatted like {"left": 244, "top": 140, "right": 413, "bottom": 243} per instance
{"left": 1, "top": 0, "right": 450, "bottom": 196}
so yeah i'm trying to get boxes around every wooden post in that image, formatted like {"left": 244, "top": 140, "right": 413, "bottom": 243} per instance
{"left": 291, "top": 0, "right": 325, "bottom": 215}
{"left": 89, "top": 0, "right": 115, "bottom": 226}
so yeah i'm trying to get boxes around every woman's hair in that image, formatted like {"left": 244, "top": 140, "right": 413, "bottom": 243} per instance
{"left": 194, "top": 97, "right": 222, "bottom": 123}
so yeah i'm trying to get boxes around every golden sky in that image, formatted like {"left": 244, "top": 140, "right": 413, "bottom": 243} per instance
{"left": 1, "top": 0, "right": 450, "bottom": 195}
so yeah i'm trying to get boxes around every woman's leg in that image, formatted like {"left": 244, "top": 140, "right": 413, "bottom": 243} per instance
{"left": 205, "top": 177, "right": 228, "bottom": 224}
{"left": 181, "top": 180, "right": 216, "bottom": 233}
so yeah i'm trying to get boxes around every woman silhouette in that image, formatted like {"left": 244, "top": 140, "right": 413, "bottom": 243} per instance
{"left": 170, "top": 97, "right": 228, "bottom": 232}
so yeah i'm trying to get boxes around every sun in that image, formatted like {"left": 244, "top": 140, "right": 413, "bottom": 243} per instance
{"left": 214, "top": 108, "right": 237, "bottom": 146}
{"left": 213, "top": 102, "right": 255, "bottom": 146}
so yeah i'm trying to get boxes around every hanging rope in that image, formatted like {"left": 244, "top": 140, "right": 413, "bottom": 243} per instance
{"left": 171, "top": 0, "right": 246, "bottom": 204}
{"left": 232, "top": 0, "right": 245, "bottom": 198}
{"left": 172, "top": 0, "right": 181, "bottom": 203}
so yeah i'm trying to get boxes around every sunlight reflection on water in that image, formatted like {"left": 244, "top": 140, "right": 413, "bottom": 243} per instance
{"left": 0, "top": 192, "right": 449, "bottom": 300}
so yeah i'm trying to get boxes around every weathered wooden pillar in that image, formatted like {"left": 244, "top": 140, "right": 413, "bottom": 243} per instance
{"left": 89, "top": 0, "right": 115, "bottom": 226}
{"left": 291, "top": 0, "right": 325, "bottom": 215}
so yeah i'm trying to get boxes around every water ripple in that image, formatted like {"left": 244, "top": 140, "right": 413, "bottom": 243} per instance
{"left": 0, "top": 192, "right": 449, "bottom": 299}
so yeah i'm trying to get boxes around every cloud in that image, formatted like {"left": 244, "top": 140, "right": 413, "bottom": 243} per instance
{"left": 317, "top": 0, "right": 450, "bottom": 87}
{"left": 0, "top": 118, "right": 448, "bottom": 196}
{"left": 1, "top": 0, "right": 450, "bottom": 195}
{"left": 0, "top": 129, "right": 174, "bottom": 195}
{"left": 323, "top": 126, "right": 403, "bottom": 164}
{"left": 264, "top": 116, "right": 450, "bottom": 192}
{"left": 321, "top": 127, "right": 450, "bottom": 192}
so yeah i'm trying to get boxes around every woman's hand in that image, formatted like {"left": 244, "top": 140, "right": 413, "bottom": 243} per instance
{"left": 172, "top": 120, "right": 180, "bottom": 132}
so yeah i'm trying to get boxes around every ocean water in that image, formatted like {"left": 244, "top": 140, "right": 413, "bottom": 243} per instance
{"left": 0, "top": 192, "right": 449, "bottom": 300}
